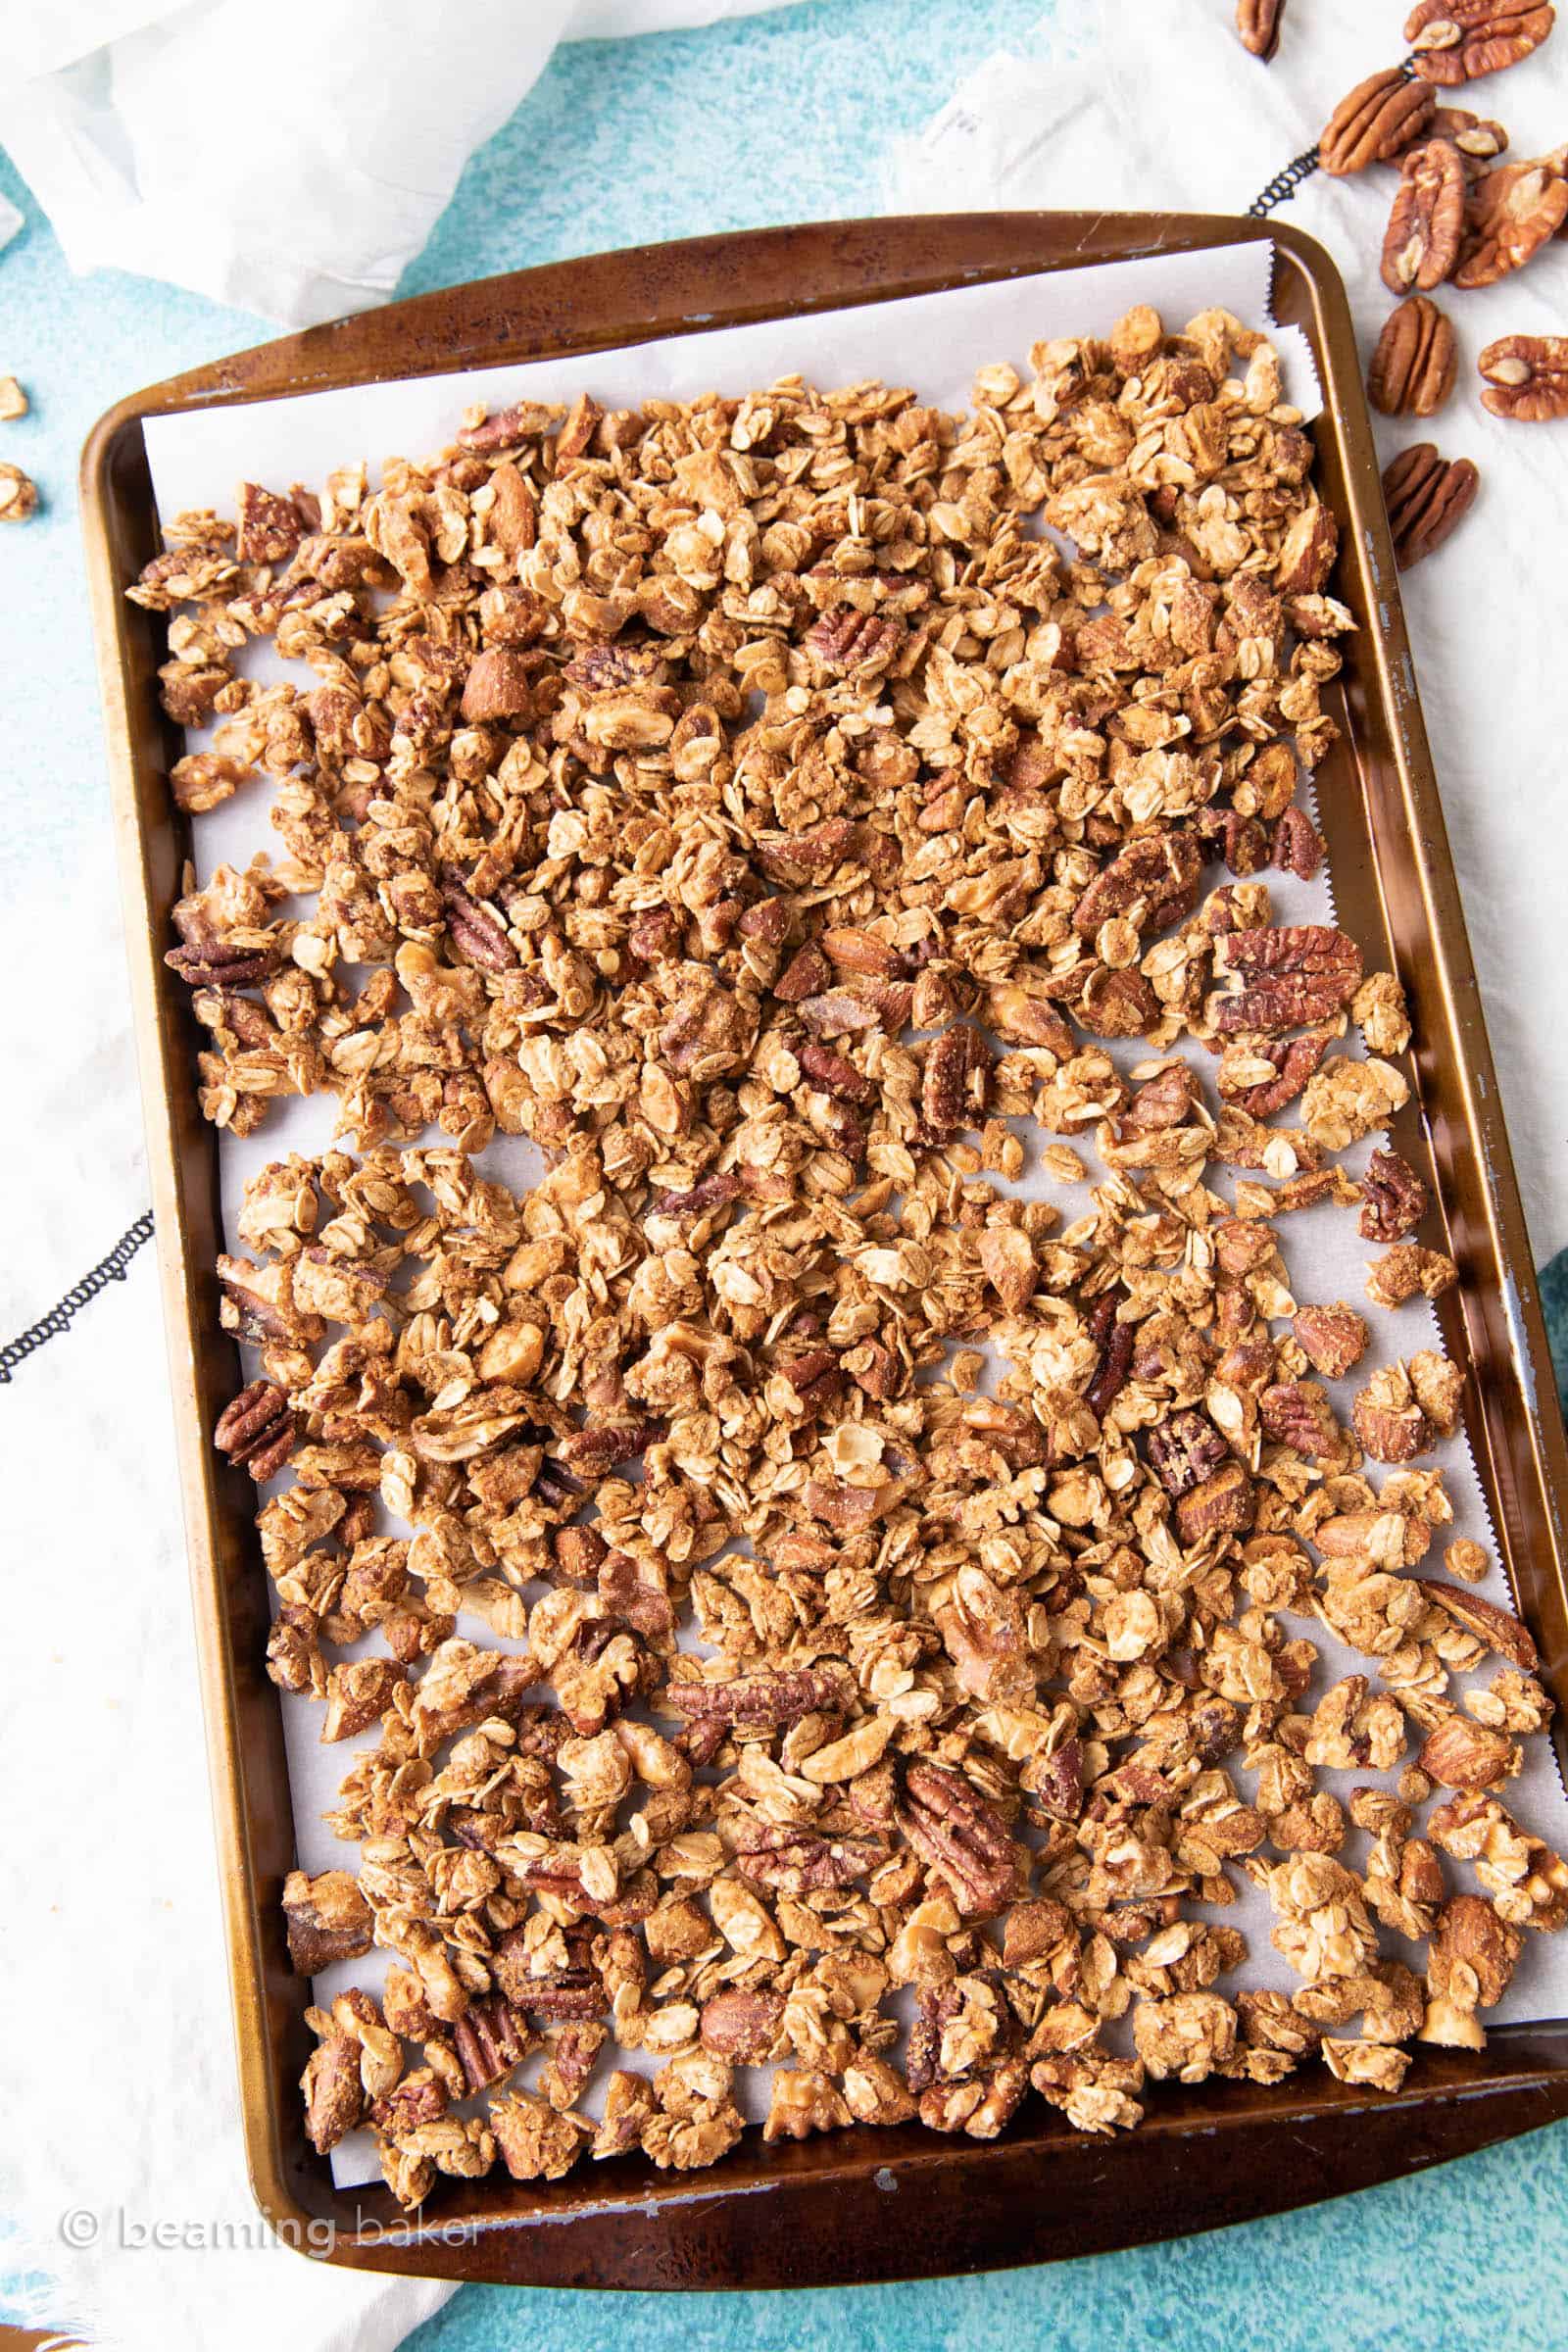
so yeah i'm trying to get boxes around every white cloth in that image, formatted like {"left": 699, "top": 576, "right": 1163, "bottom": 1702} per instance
{"left": 886, "top": 0, "right": 1568, "bottom": 1262}
{"left": 0, "top": 1, "right": 799, "bottom": 326}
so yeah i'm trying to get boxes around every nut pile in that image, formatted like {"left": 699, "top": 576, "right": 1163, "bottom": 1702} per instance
{"left": 1239, "top": 0, "right": 1566, "bottom": 566}
{"left": 133, "top": 305, "right": 1565, "bottom": 2208}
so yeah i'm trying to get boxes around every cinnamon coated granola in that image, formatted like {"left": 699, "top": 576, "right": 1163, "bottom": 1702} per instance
{"left": 131, "top": 304, "right": 1563, "bottom": 2206}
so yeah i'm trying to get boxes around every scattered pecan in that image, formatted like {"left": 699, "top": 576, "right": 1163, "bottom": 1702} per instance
{"left": 1381, "top": 444, "right": 1480, "bottom": 569}
{"left": 1321, "top": 70, "right": 1435, "bottom": 175}
{"left": 1479, "top": 334, "right": 1568, "bottom": 419}
{"left": 1175, "top": 1462, "right": 1255, "bottom": 1545}
{"left": 807, "top": 606, "right": 905, "bottom": 672}
{"left": 1210, "top": 925, "right": 1362, "bottom": 1033}
{"left": 1431, "top": 107, "right": 1508, "bottom": 171}
{"left": 898, "top": 1763, "right": 1018, "bottom": 1917}
{"left": 1405, "top": 0, "right": 1555, "bottom": 83}
{"left": 1271, "top": 807, "right": 1325, "bottom": 880}
{"left": 452, "top": 1993, "right": 533, "bottom": 2093}
{"left": 1456, "top": 155, "right": 1568, "bottom": 286}
{"left": 439, "top": 865, "right": 517, "bottom": 972}
{"left": 1235, "top": 0, "right": 1286, "bottom": 56}
{"left": 667, "top": 1664, "right": 855, "bottom": 1728}
{"left": 1382, "top": 140, "right": 1467, "bottom": 292}
{"left": 1369, "top": 298, "right": 1458, "bottom": 417}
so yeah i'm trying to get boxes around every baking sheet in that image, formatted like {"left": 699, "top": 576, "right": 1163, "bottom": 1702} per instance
{"left": 141, "top": 244, "right": 1568, "bottom": 2187}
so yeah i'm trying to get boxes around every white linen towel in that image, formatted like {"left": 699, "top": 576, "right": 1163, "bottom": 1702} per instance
{"left": 0, "top": 1, "right": 800, "bottom": 327}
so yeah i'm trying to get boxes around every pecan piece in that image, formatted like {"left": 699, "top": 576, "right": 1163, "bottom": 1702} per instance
{"left": 807, "top": 606, "right": 905, "bottom": 672}
{"left": 1369, "top": 298, "right": 1458, "bottom": 416}
{"left": 1235, "top": 0, "right": 1286, "bottom": 56}
{"left": 733, "top": 1829, "right": 882, "bottom": 1893}
{"left": 897, "top": 1762, "right": 1018, "bottom": 1918}
{"left": 439, "top": 865, "right": 517, "bottom": 972}
{"left": 1072, "top": 830, "right": 1201, "bottom": 938}
{"left": 235, "top": 481, "right": 307, "bottom": 564}
{"left": 1210, "top": 924, "right": 1362, "bottom": 1033}
{"left": 923, "top": 1023, "right": 985, "bottom": 1133}
{"left": 1294, "top": 1302, "right": 1370, "bottom": 1380}
{"left": 1480, "top": 334, "right": 1568, "bottom": 419}
{"left": 1359, "top": 1148, "right": 1429, "bottom": 1242}
{"left": 1417, "top": 1582, "right": 1540, "bottom": 1672}
{"left": 556, "top": 1418, "right": 663, "bottom": 1478}
{"left": 667, "top": 1663, "right": 854, "bottom": 1728}
{"left": 214, "top": 1378, "right": 297, "bottom": 1480}
{"left": 1321, "top": 70, "right": 1435, "bottom": 175}
{"left": 452, "top": 1992, "right": 533, "bottom": 2092}
{"left": 166, "top": 936, "right": 280, "bottom": 990}
{"left": 1220, "top": 1031, "right": 1330, "bottom": 1118}
{"left": 1382, "top": 444, "right": 1479, "bottom": 569}
{"left": 1383, "top": 140, "right": 1467, "bottom": 292}
{"left": 1406, "top": 0, "right": 1555, "bottom": 84}
{"left": 1456, "top": 156, "right": 1568, "bottom": 286}
{"left": 1147, "top": 1409, "right": 1230, "bottom": 1499}
{"left": 1086, "top": 1294, "right": 1135, "bottom": 1420}
{"left": 282, "top": 1867, "right": 373, "bottom": 1974}
{"left": 1271, "top": 806, "right": 1325, "bottom": 881}
{"left": 799, "top": 1042, "right": 874, "bottom": 1103}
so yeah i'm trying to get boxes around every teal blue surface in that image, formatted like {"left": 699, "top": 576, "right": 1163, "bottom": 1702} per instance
{"left": 4, "top": 1, "right": 1568, "bottom": 2342}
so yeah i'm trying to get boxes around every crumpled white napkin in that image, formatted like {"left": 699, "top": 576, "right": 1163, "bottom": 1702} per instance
{"left": 0, "top": 0, "right": 800, "bottom": 326}
{"left": 887, "top": 0, "right": 1568, "bottom": 1262}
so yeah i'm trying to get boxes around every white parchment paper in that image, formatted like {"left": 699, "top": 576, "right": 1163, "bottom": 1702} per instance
{"left": 142, "top": 245, "right": 1568, "bottom": 2186}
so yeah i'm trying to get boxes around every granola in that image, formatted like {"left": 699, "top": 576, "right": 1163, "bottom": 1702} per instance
{"left": 131, "top": 306, "right": 1564, "bottom": 2205}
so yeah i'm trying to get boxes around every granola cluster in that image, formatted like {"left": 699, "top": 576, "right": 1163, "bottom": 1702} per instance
{"left": 134, "top": 304, "right": 1564, "bottom": 2207}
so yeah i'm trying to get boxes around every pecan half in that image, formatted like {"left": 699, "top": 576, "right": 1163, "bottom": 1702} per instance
{"left": 1405, "top": 0, "right": 1555, "bottom": 83}
{"left": 1272, "top": 806, "right": 1325, "bottom": 880}
{"left": 1359, "top": 1148, "right": 1430, "bottom": 1242}
{"left": 1236, "top": 0, "right": 1286, "bottom": 56}
{"left": 733, "top": 1829, "right": 883, "bottom": 1893}
{"left": 1480, "top": 334, "right": 1568, "bottom": 419}
{"left": 1382, "top": 444, "right": 1479, "bottom": 569}
{"left": 1211, "top": 925, "right": 1362, "bottom": 1033}
{"left": 1220, "top": 1031, "right": 1330, "bottom": 1118}
{"left": 1382, "top": 140, "right": 1467, "bottom": 292}
{"left": 1086, "top": 1295, "right": 1136, "bottom": 1420}
{"left": 897, "top": 1762, "right": 1018, "bottom": 1917}
{"left": 453, "top": 1992, "right": 533, "bottom": 2092}
{"left": 1073, "top": 830, "right": 1201, "bottom": 938}
{"left": 667, "top": 1663, "right": 855, "bottom": 1728}
{"left": 807, "top": 606, "right": 905, "bottom": 672}
{"left": 1369, "top": 298, "right": 1458, "bottom": 416}
{"left": 923, "top": 1023, "right": 985, "bottom": 1133}
{"left": 166, "top": 936, "right": 280, "bottom": 990}
{"left": 1321, "top": 70, "right": 1435, "bottom": 175}
{"left": 439, "top": 865, "right": 517, "bottom": 972}
{"left": 1456, "top": 156, "right": 1568, "bottom": 286}
{"left": 214, "top": 1379, "right": 297, "bottom": 1480}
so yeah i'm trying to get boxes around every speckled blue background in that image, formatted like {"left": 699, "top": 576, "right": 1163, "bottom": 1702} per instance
{"left": 4, "top": 2, "right": 1568, "bottom": 2344}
